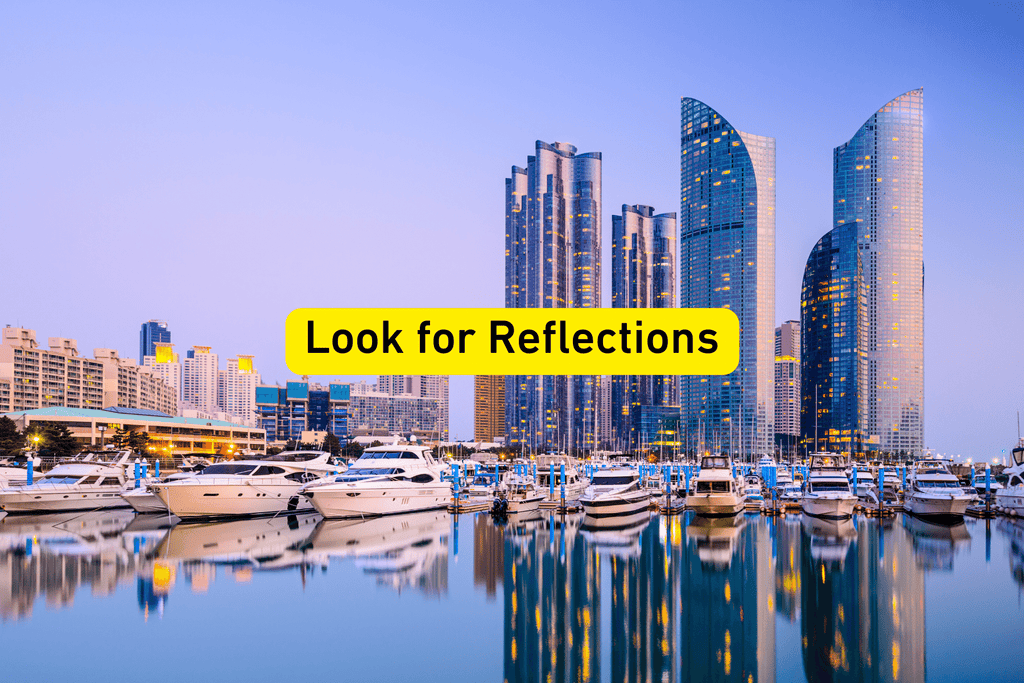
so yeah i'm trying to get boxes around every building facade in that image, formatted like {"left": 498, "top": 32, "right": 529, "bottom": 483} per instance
{"left": 473, "top": 375, "right": 505, "bottom": 442}
{"left": 801, "top": 89, "right": 924, "bottom": 457}
{"left": 181, "top": 346, "right": 218, "bottom": 413}
{"left": 143, "top": 342, "right": 180, "bottom": 398}
{"left": 217, "top": 355, "right": 260, "bottom": 427}
{"left": 774, "top": 321, "right": 800, "bottom": 459}
{"left": 679, "top": 98, "right": 776, "bottom": 458}
{"left": 139, "top": 320, "right": 171, "bottom": 362}
{"left": 610, "top": 204, "right": 678, "bottom": 451}
{"left": 255, "top": 381, "right": 349, "bottom": 445}
{"left": 504, "top": 140, "right": 602, "bottom": 451}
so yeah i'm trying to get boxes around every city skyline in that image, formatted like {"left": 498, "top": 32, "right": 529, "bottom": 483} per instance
{"left": 3, "top": 2, "right": 1020, "bottom": 456}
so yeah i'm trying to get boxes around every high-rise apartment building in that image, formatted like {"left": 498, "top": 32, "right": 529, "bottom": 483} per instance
{"left": 139, "top": 320, "right": 170, "bottom": 362}
{"left": 679, "top": 98, "right": 776, "bottom": 457}
{"left": 774, "top": 321, "right": 800, "bottom": 459}
{"left": 181, "top": 346, "right": 219, "bottom": 413}
{"left": 143, "top": 342, "right": 180, "bottom": 397}
{"left": 801, "top": 89, "right": 924, "bottom": 457}
{"left": 504, "top": 140, "right": 602, "bottom": 451}
{"left": 610, "top": 204, "right": 678, "bottom": 451}
{"left": 217, "top": 355, "right": 261, "bottom": 427}
{"left": 377, "top": 375, "right": 449, "bottom": 438}
{"left": 474, "top": 375, "right": 505, "bottom": 442}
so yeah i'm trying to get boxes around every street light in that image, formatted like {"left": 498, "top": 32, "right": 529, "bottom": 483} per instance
{"left": 97, "top": 425, "right": 107, "bottom": 450}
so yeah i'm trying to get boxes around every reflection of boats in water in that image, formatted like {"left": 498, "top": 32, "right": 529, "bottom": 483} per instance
{"left": 685, "top": 513, "right": 746, "bottom": 567}
{"left": 801, "top": 514, "right": 856, "bottom": 565}
{"left": 901, "top": 513, "right": 971, "bottom": 571}
{"left": 1000, "top": 517, "right": 1024, "bottom": 589}
{"left": 154, "top": 514, "right": 321, "bottom": 570}
{"left": 304, "top": 510, "right": 450, "bottom": 594}
{"left": 580, "top": 510, "right": 650, "bottom": 558}
{"left": 0, "top": 509, "right": 137, "bottom": 555}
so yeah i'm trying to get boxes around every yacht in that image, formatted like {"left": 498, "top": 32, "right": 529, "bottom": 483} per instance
{"left": 0, "top": 450, "right": 134, "bottom": 513}
{"left": 971, "top": 464, "right": 1005, "bottom": 497}
{"left": 756, "top": 454, "right": 777, "bottom": 478}
{"left": 903, "top": 457, "right": 974, "bottom": 521}
{"left": 491, "top": 474, "right": 545, "bottom": 514}
{"left": 688, "top": 455, "right": 746, "bottom": 517}
{"left": 150, "top": 451, "right": 339, "bottom": 520}
{"left": 536, "top": 456, "right": 589, "bottom": 501}
{"left": 743, "top": 473, "right": 764, "bottom": 503}
{"left": 298, "top": 445, "right": 449, "bottom": 519}
{"left": 800, "top": 453, "right": 858, "bottom": 520}
{"left": 121, "top": 472, "right": 195, "bottom": 513}
{"left": 849, "top": 467, "right": 877, "bottom": 503}
{"left": 578, "top": 467, "right": 650, "bottom": 517}
{"left": 995, "top": 440, "right": 1024, "bottom": 516}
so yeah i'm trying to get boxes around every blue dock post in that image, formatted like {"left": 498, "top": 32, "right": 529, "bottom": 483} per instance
{"left": 155, "top": 460, "right": 160, "bottom": 478}
{"left": 26, "top": 538, "right": 32, "bottom": 557}
{"left": 684, "top": 466, "right": 690, "bottom": 497}
{"left": 970, "top": 467, "right": 976, "bottom": 489}
{"left": 451, "top": 464, "right": 459, "bottom": 501}
{"left": 878, "top": 466, "right": 884, "bottom": 513}
{"left": 559, "top": 464, "right": 566, "bottom": 508}
{"left": 134, "top": 461, "right": 140, "bottom": 489}
{"left": 902, "top": 466, "right": 907, "bottom": 491}
{"left": 27, "top": 460, "right": 33, "bottom": 486}
{"left": 664, "top": 466, "right": 671, "bottom": 505}
{"left": 141, "top": 462, "right": 148, "bottom": 482}
{"left": 986, "top": 464, "right": 992, "bottom": 514}
{"left": 532, "top": 461, "right": 536, "bottom": 481}
{"left": 852, "top": 465, "right": 858, "bottom": 494}
{"left": 550, "top": 464, "right": 556, "bottom": 500}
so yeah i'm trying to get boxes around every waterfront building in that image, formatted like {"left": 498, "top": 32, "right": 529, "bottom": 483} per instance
{"left": 504, "top": 140, "right": 602, "bottom": 451}
{"left": 139, "top": 320, "right": 170, "bottom": 363}
{"left": 217, "top": 355, "right": 260, "bottom": 427}
{"left": 610, "top": 204, "right": 678, "bottom": 450}
{"left": 679, "top": 98, "right": 776, "bottom": 458}
{"left": 255, "top": 380, "right": 349, "bottom": 445}
{"left": 348, "top": 384, "right": 447, "bottom": 441}
{"left": 143, "top": 342, "right": 180, "bottom": 397}
{"left": 774, "top": 321, "right": 800, "bottom": 460}
{"left": 378, "top": 375, "right": 449, "bottom": 435}
{"left": 0, "top": 406, "right": 265, "bottom": 456}
{"left": 0, "top": 328, "right": 174, "bottom": 415}
{"left": 473, "top": 375, "right": 505, "bottom": 442}
{"left": 181, "top": 346, "right": 218, "bottom": 413}
{"left": 801, "top": 89, "right": 924, "bottom": 457}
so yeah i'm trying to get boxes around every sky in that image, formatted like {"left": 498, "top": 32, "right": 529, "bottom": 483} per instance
{"left": 2, "top": 0, "right": 1021, "bottom": 458}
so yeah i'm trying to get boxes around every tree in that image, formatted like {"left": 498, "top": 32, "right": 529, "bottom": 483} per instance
{"left": 323, "top": 432, "right": 342, "bottom": 457}
{"left": 128, "top": 431, "right": 151, "bottom": 455}
{"left": 341, "top": 440, "right": 364, "bottom": 460}
{"left": 26, "top": 422, "right": 80, "bottom": 461}
{"left": 110, "top": 427, "right": 131, "bottom": 450}
{"left": 0, "top": 416, "right": 25, "bottom": 460}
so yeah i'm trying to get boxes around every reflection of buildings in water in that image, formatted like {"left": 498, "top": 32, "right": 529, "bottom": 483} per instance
{"left": 0, "top": 511, "right": 141, "bottom": 622}
{"left": 775, "top": 515, "right": 802, "bottom": 622}
{"left": 303, "top": 511, "right": 450, "bottom": 597}
{"left": 681, "top": 513, "right": 775, "bottom": 683}
{"left": 800, "top": 516, "right": 925, "bottom": 683}
{"left": 503, "top": 512, "right": 600, "bottom": 683}
{"left": 473, "top": 512, "right": 503, "bottom": 599}
{"left": 1001, "top": 518, "right": 1024, "bottom": 590}
{"left": 901, "top": 514, "right": 971, "bottom": 572}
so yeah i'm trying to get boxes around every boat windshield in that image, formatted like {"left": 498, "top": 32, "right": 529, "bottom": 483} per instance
{"left": 701, "top": 456, "right": 730, "bottom": 469}
{"left": 334, "top": 468, "right": 404, "bottom": 480}
{"left": 810, "top": 483, "right": 850, "bottom": 492}
{"left": 200, "top": 464, "right": 258, "bottom": 476}
{"left": 358, "top": 452, "right": 421, "bottom": 461}
{"left": 262, "top": 452, "right": 323, "bottom": 462}
{"left": 592, "top": 475, "right": 636, "bottom": 486}
{"left": 1013, "top": 447, "right": 1024, "bottom": 466}
{"left": 38, "top": 476, "right": 83, "bottom": 485}
{"left": 918, "top": 481, "right": 962, "bottom": 488}
{"left": 696, "top": 481, "right": 731, "bottom": 493}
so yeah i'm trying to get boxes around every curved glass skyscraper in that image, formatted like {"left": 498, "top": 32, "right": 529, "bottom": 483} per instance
{"left": 505, "top": 141, "right": 602, "bottom": 451}
{"left": 679, "top": 98, "right": 775, "bottom": 458}
{"left": 801, "top": 89, "right": 924, "bottom": 457}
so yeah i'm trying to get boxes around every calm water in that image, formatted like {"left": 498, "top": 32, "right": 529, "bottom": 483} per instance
{"left": 0, "top": 509, "right": 1021, "bottom": 683}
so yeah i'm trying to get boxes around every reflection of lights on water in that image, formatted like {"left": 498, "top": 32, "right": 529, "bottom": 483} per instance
{"left": 724, "top": 580, "right": 731, "bottom": 602}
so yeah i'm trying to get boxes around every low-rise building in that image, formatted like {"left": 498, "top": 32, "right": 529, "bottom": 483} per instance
{"left": 256, "top": 380, "right": 349, "bottom": 445}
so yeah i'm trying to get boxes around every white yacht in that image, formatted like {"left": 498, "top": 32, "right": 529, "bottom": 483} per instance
{"left": 996, "top": 441, "right": 1024, "bottom": 516}
{"left": 299, "top": 445, "right": 449, "bottom": 519}
{"left": 688, "top": 455, "right": 746, "bottom": 517}
{"left": 903, "top": 457, "right": 974, "bottom": 521}
{"left": 150, "top": 451, "right": 339, "bottom": 520}
{"left": 849, "top": 466, "right": 877, "bottom": 503}
{"left": 971, "top": 464, "right": 1005, "bottom": 497}
{"left": 121, "top": 472, "right": 195, "bottom": 513}
{"left": 801, "top": 453, "right": 858, "bottom": 520}
{"left": 491, "top": 474, "right": 545, "bottom": 514}
{"left": 536, "top": 456, "right": 589, "bottom": 501}
{"left": 0, "top": 450, "right": 134, "bottom": 513}
{"left": 578, "top": 467, "right": 650, "bottom": 517}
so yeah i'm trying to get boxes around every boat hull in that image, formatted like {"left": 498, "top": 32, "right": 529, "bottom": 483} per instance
{"left": 151, "top": 481, "right": 315, "bottom": 519}
{"left": 121, "top": 487, "right": 168, "bottom": 514}
{"left": 305, "top": 485, "right": 451, "bottom": 519}
{"left": 688, "top": 493, "right": 745, "bottom": 517}
{"left": 505, "top": 495, "right": 544, "bottom": 514}
{"left": 903, "top": 493, "right": 971, "bottom": 520}
{"left": 579, "top": 491, "right": 650, "bottom": 518}
{"left": 0, "top": 486, "right": 130, "bottom": 513}
{"left": 801, "top": 495, "right": 857, "bottom": 520}
{"left": 995, "top": 487, "right": 1024, "bottom": 515}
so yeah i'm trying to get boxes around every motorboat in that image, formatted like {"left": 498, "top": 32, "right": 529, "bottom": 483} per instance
{"left": 491, "top": 474, "right": 545, "bottom": 514}
{"left": 756, "top": 454, "right": 777, "bottom": 478}
{"left": 995, "top": 440, "right": 1024, "bottom": 516}
{"left": 780, "top": 483, "right": 804, "bottom": 508}
{"left": 0, "top": 457, "right": 37, "bottom": 487}
{"left": 121, "top": 472, "right": 195, "bottom": 513}
{"left": 298, "top": 445, "right": 449, "bottom": 519}
{"left": 687, "top": 455, "right": 746, "bottom": 517}
{"left": 971, "top": 464, "right": 1004, "bottom": 497}
{"left": 578, "top": 467, "right": 650, "bottom": 517}
{"left": 903, "top": 456, "right": 974, "bottom": 521}
{"left": 150, "top": 451, "right": 340, "bottom": 520}
{"left": 800, "top": 453, "right": 858, "bottom": 520}
{"left": 536, "top": 456, "right": 589, "bottom": 501}
{"left": 743, "top": 473, "right": 764, "bottom": 503}
{"left": 776, "top": 466, "right": 794, "bottom": 487}
{"left": 0, "top": 450, "right": 135, "bottom": 513}
{"left": 848, "top": 466, "right": 877, "bottom": 503}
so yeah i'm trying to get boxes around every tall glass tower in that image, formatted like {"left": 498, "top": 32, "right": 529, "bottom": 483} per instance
{"left": 610, "top": 204, "right": 678, "bottom": 450}
{"left": 505, "top": 140, "right": 602, "bottom": 451}
{"left": 801, "top": 89, "right": 924, "bottom": 457}
{"left": 139, "top": 320, "right": 170, "bottom": 362}
{"left": 679, "top": 98, "right": 775, "bottom": 459}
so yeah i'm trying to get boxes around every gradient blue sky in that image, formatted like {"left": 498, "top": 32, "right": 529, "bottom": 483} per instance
{"left": 3, "top": 1, "right": 1021, "bottom": 458}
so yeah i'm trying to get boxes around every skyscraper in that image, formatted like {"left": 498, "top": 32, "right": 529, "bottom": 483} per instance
{"left": 801, "top": 89, "right": 924, "bottom": 457}
{"left": 774, "top": 321, "right": 800, "bottom": 460}
{"left": 181, "top": 345, "right": 219, "bottom": 412}
{"left": 610, "top": 204, "right": 678, "bottom": 450}
{"left": 679, "top": 98, "right": 776, "bottom": 458}
{"left": 143, "top": 342, "right": 180, "bottom": 399}
{"left": 473, "top": 375, "right": 505, "bottom": 442}
{"left": 504, "top": 140, "right": 602, "bottom": 451}
{"left": 139, "top": 320, "right": 170, "bottom": 362}
{"left": 217, "top": 355, "right": 261, "bottom": 426}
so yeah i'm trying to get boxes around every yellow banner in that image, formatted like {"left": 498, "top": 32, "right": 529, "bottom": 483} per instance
{"left": 286, "top": 308, "right": 738, "bottom": 376}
